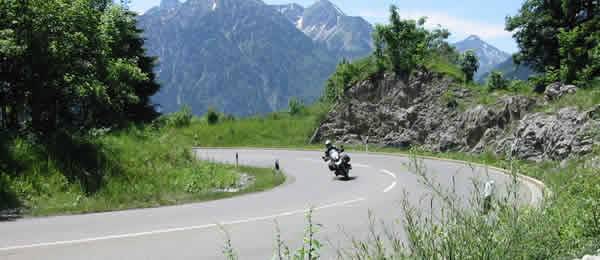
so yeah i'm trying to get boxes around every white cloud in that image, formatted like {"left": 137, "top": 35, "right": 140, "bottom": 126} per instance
{"left": 359, "top": 9, "right": 512, "bottom": 40}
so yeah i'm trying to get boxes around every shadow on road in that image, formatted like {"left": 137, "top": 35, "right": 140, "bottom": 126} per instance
{"left": 336, "top": 176, "right": 358, "bottom": 181}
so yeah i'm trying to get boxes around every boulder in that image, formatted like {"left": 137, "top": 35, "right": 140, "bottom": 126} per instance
{"left": 544, "top": 82, "right": 577, "bottom": 101}
{"left": 509, "top": 108, "right": 596, "bottom": 161}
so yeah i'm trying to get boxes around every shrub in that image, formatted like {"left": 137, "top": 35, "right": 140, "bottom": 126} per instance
{"left": 207, "top": 107, "right": 220, "bottom": 125}
{"left": 222, "top": 114, "right": 236, "bottom": 122}
{"left": 441, "top": 90, "right": 459, "bottom": 109}
{"left": 460, "top": 50, "right": 479, "bottom": 83}
{"left": 487, "top": 71, "right": 508, "bottom": 91}
{"left": 288, "top": 97, "right": 304, "bottom": 116}
{"left": 165, "top": 105, "right": 193, "bottom": 128}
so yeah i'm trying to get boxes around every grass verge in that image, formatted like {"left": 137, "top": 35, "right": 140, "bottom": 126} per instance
{"left": 0, "top": 125, "right": 285, "bottom": 217}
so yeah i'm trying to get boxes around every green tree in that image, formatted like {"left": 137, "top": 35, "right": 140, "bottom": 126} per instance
{"left": 460, "top": 50, "right": 479, "bottom": 83}
{"left": 324, "top": 5, "right": 453, "bottom": 103}
{"left": 322, "top": 59, "right": 359, "bottom": 103}
{"left": 206, "top": 107, "right": 219, "bottom": 125}
{"left": 288, "top": 97, "right": 304, "bottom": 116}
{"left": 506, "top": 0, "right": 599, "bottom": 84}
{"left": 0, "top": 0, "right": 160, "bottom": 134}
{"left": 373, "top": 5, "right": 441, "bottom": 80}
{"left": 487, "top": 71, "right": 508, "bottom": 90}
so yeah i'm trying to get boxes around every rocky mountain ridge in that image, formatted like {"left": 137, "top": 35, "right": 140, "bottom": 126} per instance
{"left": 138, "top": 0, "right": 337, "bottom": 116}
{"left": 272, "top": 0, "right": 374, "bottom": 59}
{"left": 453, "top": 35, "right": 512, "bottom": 80}
{"left": 480, "top": 57, "right": 536, "bottom": 82}
{"left": 313, "top": 71, "right": 599, "bottom": 161}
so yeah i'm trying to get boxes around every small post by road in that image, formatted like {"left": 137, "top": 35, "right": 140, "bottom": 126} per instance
{"left": 482, "top": 180, "right": 495, "bottom": 215}
{"left": 235, "top": 152, "right": 239, "bottom": 168}
{"left": 361, "top": 136, "right": 369, "bottom": 152}
{"left": 274, "top": 159, "right": 280, "bottom": 173}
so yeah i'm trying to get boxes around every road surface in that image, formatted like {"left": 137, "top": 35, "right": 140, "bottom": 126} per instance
{"left": 0, "top": 148, "right": 543, "bottom": 259}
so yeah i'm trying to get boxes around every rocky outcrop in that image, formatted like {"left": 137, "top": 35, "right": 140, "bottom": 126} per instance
{"left": 508, "top": 107, "right": 599, "bottom": 161}
{"left": 544, "top": 82, "right": 577, "bottom": 101}
{"left": 314, "top": 72, "right": 599, "bottom": 161}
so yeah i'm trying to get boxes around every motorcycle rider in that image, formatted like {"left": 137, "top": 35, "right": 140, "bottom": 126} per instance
{"left": 324, "top": 140, "right": 336, "bottom": 157}
{"left": 323, "top": 140, "right": 338, "bottom": 170}
{"left": 322, "top": 140, "right": 352, "bottom": 177}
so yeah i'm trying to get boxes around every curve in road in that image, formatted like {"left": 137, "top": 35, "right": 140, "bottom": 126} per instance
{"left": 0, "top": 149, "right": 544, "bottom": 259}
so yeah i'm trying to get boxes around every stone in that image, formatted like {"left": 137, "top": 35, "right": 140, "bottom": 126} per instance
{"left": 544, "top": 82, "right": 577, "bottom": 101}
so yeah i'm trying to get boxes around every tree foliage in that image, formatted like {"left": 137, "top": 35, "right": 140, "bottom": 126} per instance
{"left": 507, "top": 0, "right": 599, "bottom": 84}
{"left": 206, "top": 107, "right": 219, "bottom": 125}
{"left": 323, "top": 5, "right": 454, "bottom": 103}
{"left": 460, "top": 50, "right": 479, "bottom": 83}
{"left": 487, "top": 71, "right": 508, "bottom": 90}
{"left": 288, "top": 97, "right": 304, "bottom": 116}
{"left": 0, "top": 0, "right": 160, "bottom": 134}
{"left": 323, "top": 57, "right": 377, "bottom": 103}
{"left": 373, "top": 5, "right": 449, "bottom": 79}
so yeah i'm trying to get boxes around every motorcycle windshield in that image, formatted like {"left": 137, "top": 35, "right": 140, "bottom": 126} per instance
{"left": 329, "top": 150, "right": 340, "bottom": 161}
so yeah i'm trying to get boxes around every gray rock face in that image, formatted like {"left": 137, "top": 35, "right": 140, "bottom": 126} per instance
{"left": 544, "top": 82, "right": 577, "bottom": 101}
{"left": 508, "top": 107, "right": 598, "bottom": 161}
{"left": 314, "top": 72, "right": 599, "bottom": 161}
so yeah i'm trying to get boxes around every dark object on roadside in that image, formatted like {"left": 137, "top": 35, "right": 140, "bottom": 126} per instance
{"left": 275, "top": 159, "right": 280, "bottom": 171}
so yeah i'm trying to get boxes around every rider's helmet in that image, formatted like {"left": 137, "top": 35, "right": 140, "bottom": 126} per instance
{"left": 325, "top": 140, "right": 332, "bottom": 148}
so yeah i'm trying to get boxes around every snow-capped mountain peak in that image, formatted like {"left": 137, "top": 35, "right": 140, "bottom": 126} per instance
{"left": 271, "top": 1, "right": 373, "bottom": 59}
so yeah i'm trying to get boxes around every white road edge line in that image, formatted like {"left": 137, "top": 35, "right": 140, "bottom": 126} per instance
{"left": 380, "top": 169, "right": 397, "bottom": 179}
{"left": 0, "top": 198, "right": 366, "bottom": 252}
{"left": 383, "top": 181, "right": 397, "bottom": 193}
{"left": 380, "top": 169, "right": 398, "bottom": 193}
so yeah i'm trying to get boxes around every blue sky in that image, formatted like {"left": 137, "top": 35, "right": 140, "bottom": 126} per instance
{"left": 129, "top": 0, "right": 523, "bottom": 53}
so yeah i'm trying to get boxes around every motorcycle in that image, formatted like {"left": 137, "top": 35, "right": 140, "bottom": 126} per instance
{"left": 322, "top": 146, "right": 352, "bottom": 178}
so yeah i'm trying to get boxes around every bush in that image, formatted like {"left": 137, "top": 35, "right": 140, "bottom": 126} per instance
{"left": 288, "top": 98, "right": 304, "bottom": 116}
{"left": 206, "top": 107, "right": 220, "bottom": 125}
{"left": 164, "top": 105, "right": 193, "bottom": 128}
{"left": 440, "top": 90, "right": 459, "bottom": 109}
{"left": 460, "top": 50, "right": 479, "bottom": 83}
{"left": 487, "top": 71, "right": 508, "bottom": 91}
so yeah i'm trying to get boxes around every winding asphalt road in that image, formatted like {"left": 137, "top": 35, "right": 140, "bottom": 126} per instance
{"left": 0, "top": 148, "right": 543, "bottom": 259}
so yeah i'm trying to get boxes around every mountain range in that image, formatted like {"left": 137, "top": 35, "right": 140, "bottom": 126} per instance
{"left": 452, "top": 35, "right": 511, "bottom": 80}
{"left": 138, "top": 0, "right": 532, "bottom": 116}
{"left": 272, "top": 0, "right": 373, "bottom": 59}
{"left": 138, "top": 0, "right": 373, "bottom": 116}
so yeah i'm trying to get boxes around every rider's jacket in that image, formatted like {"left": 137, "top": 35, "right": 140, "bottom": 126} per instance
{"left": 324, "top": 146, "right": 338, "bottom": 159}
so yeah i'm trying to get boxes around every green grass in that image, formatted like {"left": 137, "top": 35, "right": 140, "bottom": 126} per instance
{"left": 0, "top": 124, "right": 285, "bottom": 216}
{"left": 1, "top": 102, "right": 332, "bottom": 217}
{"left": 182, "top": 102, "right": 330, "bottom": 148}
{"left": 538, "top": 84, "right": 600, "bottom": 113}
{"left": 426, "top": 55, "right": 464, "bottom": 82}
